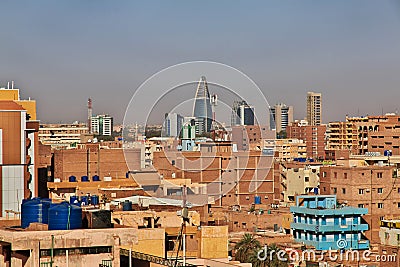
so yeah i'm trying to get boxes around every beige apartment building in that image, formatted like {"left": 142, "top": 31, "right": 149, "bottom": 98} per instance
{"left": 330, "top": 114, "right": 400, "bottom": 156}
{"left": 39, "top": 123, "right": 89, "bottom": 149}
{"left": 263, "top": 138, "right": 307, "bottom": 161}
{"left": 279, "top": 162, "right": 320, "bottom": 203}
{"left": 326, "top": 121, "right": 359, "bottom": 153}
{"left": 378, "top": 220, "right": 400, "bottom": 267}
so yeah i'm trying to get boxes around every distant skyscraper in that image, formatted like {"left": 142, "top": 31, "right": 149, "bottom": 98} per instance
{"left": 87, "top": 98, "right": 92, "bottom": 133}
{"left": 91, "top": 114, "right": 113, "bottom": 136}
{"left": 231, "top": 100, "right": 255, "bottom": 126}
{"left": 163, "top": 112, "right": 184, "bottom": 137}
{"left": 270, "top": 103, "right": 293, "bottom": 132}
{"left": 192, "top": 76, "right": 213, "bottom": 135}
{"left": 307, "top": 92, "right": 322, "bottom": 126}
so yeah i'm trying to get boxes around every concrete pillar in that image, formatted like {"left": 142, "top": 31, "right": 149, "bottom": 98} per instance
{"left": 112, "top": 236, "right": 121, "bottom": 267}
{"left": 11, "top": 258, "right": 23, "bottom": 267}
{"left": 31, "top": 241, "right": 40, "bottom": 267}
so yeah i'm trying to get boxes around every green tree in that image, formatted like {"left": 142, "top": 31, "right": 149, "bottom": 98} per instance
{"left": 277, "top": 130, "right": 287, "bottom": 139}
{"left": 249, "top": 243, "right": 289, "bottom": 267}
{"left": 234, "top": 233, "right": 261, "bottom": 263}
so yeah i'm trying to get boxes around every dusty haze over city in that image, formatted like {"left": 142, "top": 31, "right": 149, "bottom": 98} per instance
{"left": 0, "top": 1, "right": 399, "bottom": 124}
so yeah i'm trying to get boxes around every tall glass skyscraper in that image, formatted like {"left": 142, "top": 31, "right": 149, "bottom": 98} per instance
{"left": 270, "top": 103, "right": 293, "bottom": 132}
{"left": 231, "top": 100, "right": 255, "bottom": 126}
{"left": 192, "top": 76, "right": 213, "bottom": 135}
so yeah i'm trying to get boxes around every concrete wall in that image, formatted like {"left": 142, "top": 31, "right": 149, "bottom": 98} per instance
{"left": 198, "top": 226, "right": 228, "bottom": 259}
{"left": 112, "top": 210, "right": 200, "bottom": 228}
{"left": 131, "top": 228, "right": 165, "bottom": 257}
{"left": 40, "top": 253, "right": 112, "bottom": 267}
{"left": 53, "top": 146, "right": 141, "bottom": 180}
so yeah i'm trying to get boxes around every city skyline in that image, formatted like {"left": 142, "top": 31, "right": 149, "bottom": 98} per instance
{"left": 1, "top": 2, "right": 400, "bottom": 266}
{"left": 0, "top": 1, "right": 399, "bottom": 124}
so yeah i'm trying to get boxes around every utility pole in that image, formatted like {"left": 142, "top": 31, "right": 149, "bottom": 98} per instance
{"left": 182, "top": 184, "right": 187, "bottom": 267}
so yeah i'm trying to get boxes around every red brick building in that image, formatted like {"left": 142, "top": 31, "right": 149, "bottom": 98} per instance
{"left": 231, "top": 125, "right": 273, "bottom": 151}
{"left": 320, "top": 163, "right": 400, "bottom": 244}
{"left": 286, "top": 124, "right": 326, "bottom": 160}
{"left": 53, "top": 144, "right": 142, "bottom": 180}
{"left": 152, "top": 142, "right": 279, "bottom": 207}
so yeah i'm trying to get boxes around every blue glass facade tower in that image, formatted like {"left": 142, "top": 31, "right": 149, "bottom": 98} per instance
{"left": 193, "top": 76, "right": 213, "bottom": 135}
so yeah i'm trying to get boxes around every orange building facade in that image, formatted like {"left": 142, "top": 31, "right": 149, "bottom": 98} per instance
{"left": 0, "top": 100, "right": 39, "bottom": 216}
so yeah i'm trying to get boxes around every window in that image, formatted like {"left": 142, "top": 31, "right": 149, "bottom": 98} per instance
{"left": 378, "top": 188, "right": 383, "bottom": 194}
{"left": 358, "top": 204, "right": 364, "bottom": 208}
{"left": 305, "top": 177, "right": 309, "bottom": 182}
{"left": 359, "top": 189, "right": 364, "bottom": 195}
{"left": 333, "top": 187, "right": 337, "bottom": 194}
{"left": 380, "top": 216, "right": 385, "bottom": 221}
{"left": 397, "top": 234, "right": 400, "bottom": 241}
{"left": 322, "top": 172, "right": 327, "bottom": 178}
{"left": 378, "top": 203, "right": 384, "bottom": 209}
{"left": 377, "top": 172, "right": 383, "bottom": 178}
{"left": 342, "top": 188, "right": 346, "bottom": 194}
{"left": 344, "top": 173, "right": 348, "bottom": 179}
{"left": 398, "top": 203, "right": 400, "bottom": 209}
{"left": 334, "top": 172, "right": 337, "bottom": 179}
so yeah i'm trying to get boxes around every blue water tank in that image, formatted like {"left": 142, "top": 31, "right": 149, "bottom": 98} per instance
{"left": 68, "top": 176, "right": 77, "bottom": 182}
{"left": 48, "top": 202, "right": 82, "bottom": 230}
{"left": 81, "top": 176, "right": 89, "bottom": 182}
{"left": 92, "top": 175, "right": 100, "bottom": 181}
{"left": 314, "top": 187, "right": 319, "bottom": 195}
{"left": 384, "top": 150, "right": 393, "bottom": 156}
{"left": 80, "top": 196, "right": 89, "bottom": 206}
{"left": 70, "top": 196, "right": 80, "bottom": 206}
{"left": 21, "top": 198, "right": 52, "bottom": 228}
{"left": 90, "top": 195, "right": 99, "bottom": 205}
{"left": 254, "top": 196, "right": 261, "bottom": 204}
{"left": 122, "top": 200, "right": 132, "bottom": 211}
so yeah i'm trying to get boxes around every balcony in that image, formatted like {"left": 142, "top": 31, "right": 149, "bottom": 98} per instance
{"left": 293, "top": 238, "right": 369, "bottom": 250}
{"left": 99, "top": 260, "right": 112, "bottom": 267}
{"left": 26, "top": 155, "right": 31, "bottom": 165}
{"left": 291, "top": 222, "right": 368, "bottom": 233}
{"left": 26, "top": 138, "right": 31, "bottom": 149}
{"left": 290, "top": 206, "right": 368, "bottom": 216}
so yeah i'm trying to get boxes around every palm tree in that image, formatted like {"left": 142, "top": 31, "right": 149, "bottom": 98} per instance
{"left": 234, "top": 233, "right": 261, "bottom": 263}
{"left": 249, "top": 243, "right": 289, "bottom": 267}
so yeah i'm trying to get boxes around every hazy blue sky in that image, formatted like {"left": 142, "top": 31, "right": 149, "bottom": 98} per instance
{"left": 0, "top": 1, "right": 399, "bottom": 124}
